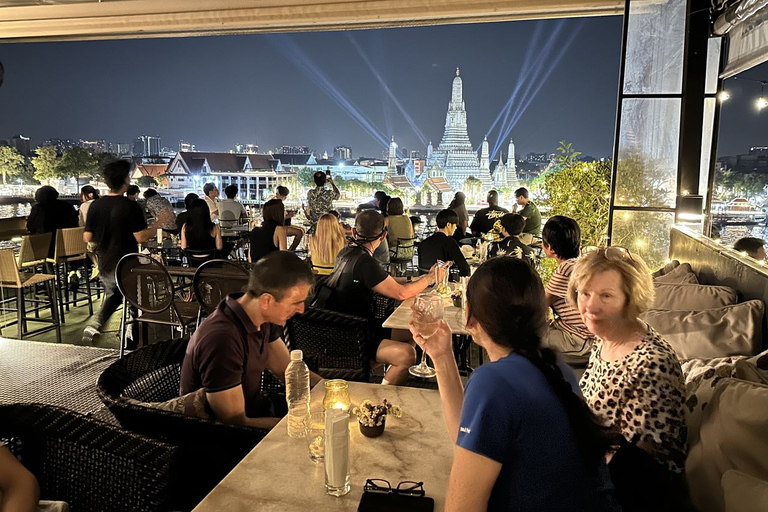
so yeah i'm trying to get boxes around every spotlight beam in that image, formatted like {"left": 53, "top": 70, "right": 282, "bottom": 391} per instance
{"left": 347, "top": 32, "right": 430, "bottom": 147}
{"left": 268, "top": 34, "right": 389, "bottom": 149}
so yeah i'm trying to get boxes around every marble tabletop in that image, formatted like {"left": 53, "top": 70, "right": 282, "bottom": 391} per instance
{"left": 192, "top": 381, "right": 453, "bottom": 511}
{"left": 382, "top": 288, "right": 470, "bottom": 336}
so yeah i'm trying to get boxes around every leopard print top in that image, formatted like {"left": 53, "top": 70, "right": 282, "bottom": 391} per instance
{"left": 580, "top": 326, "right": 687, "bottom": 473}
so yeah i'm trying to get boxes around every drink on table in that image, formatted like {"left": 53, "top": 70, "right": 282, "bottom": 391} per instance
{"left": 285, "top": 349, "right": 310, "bottom": 438}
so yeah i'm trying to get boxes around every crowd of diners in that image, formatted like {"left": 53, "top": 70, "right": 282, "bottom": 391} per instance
{"left": 13, "top": 160, "right": 704, "bottom": 511}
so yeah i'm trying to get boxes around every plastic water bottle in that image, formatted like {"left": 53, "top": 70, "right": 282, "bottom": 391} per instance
{"left": 285, "top": 349, "right": 310, "bottom": 438}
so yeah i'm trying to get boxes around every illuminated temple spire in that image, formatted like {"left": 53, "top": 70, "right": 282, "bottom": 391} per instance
{"left": 427, "top": 69, "right": 491, "bottom": 190}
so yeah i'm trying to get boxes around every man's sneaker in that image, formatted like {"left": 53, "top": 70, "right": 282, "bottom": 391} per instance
{"left": 82, "top": 326, "right": 101, "bottom": 345}
{"left": 68, "top": 270, "right": 80, "bottom": 293}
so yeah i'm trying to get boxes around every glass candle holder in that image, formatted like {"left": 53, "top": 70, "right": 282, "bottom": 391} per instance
{"left": 322, "top": 380, "right": 351, "bottom": 413}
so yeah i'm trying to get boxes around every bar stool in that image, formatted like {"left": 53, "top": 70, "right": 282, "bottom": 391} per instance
{"left": 49, "top": 227, "right": 93, "bottom": 322}
{"left": 0, "top": 248, "right": 61, "bottom": 342}
{"left": 18, "top": 232, "right": 52, "bottom": 272}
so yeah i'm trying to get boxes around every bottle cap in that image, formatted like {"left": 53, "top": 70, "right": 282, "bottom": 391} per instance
{"left": 290, "top": 349, "right": 303, "bottom": 361}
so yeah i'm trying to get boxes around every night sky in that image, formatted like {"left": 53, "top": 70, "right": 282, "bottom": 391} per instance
{"left": 0, "top": 16, "right": 764, "bottom": 160}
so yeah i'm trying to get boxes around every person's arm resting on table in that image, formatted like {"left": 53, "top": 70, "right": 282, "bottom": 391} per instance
{"left": 373, "top": 266, "right": 438, "bottom": 300}
{"left": 206, "top": 386, "right": 280, "bottom": 429}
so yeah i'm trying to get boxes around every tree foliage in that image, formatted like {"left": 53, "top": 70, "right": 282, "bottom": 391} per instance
{"left": 31, "top": 146, "right": 60, "bottom": 183}
{"left": 137, "top": 175, "right": 158, "bottom": 188}
{"left": 555, "top": 140, "right": 582, "bottom": 167}
{"left": 539, "top": 160, "right": 611, "bottom": 247}
{"left": 59, "top": 147, "right": 100, "bottom": 188}
{"left": 297, "top": 167, "right": 315, "bottom": 188}
{"left": 0, "top": 146, "right": 25, "bottom": 185}
{"left": 463, "top": 176, "right": 483, "bottom": 203}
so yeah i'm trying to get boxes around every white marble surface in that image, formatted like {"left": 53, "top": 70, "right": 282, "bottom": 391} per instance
{"left": 192, "top": 381, "right": 453, "bottom": 511}
{"left": 382, "top": 289, "right": 469, "bottom": 335}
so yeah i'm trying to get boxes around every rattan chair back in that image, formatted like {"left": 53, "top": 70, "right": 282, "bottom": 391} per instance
{"left": 0, "top": 248, "right": 22, "bottom": 287}
{"left": 18, "top": 232, "right": 52, "bottom": 269}
{"left": 0, "top": 402, "right": 179, "bottom": 512}
{"left": 391, "top": 237, "right": 416, "bottom": 263}
{"left": 284, "top": 306, "right": 371, "bottom": 382}
{"left": 193, "top": 259, "right": 250, "bottom": 315}
{"left": 53, "top": 226, "right": 87, "bottom": 260}
{"left": 116, "top": 253, "right": 175, "bottom": 314}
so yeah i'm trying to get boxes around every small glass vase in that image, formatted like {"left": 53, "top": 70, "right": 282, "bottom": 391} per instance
{"left": 359, "top": 418, "right": 386, "bottom": 438}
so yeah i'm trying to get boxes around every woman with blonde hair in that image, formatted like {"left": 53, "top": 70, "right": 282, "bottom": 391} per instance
{"left": 569, "top": 247, "right": 686, "bottom": 511}
{"left": 310, "top": 213, "right": 347, "bottom": 275}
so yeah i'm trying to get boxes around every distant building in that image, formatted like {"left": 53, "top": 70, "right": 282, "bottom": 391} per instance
{"left": 718, "top": 147, "right": 768, "bottom": 175}
{"left": 233, "top": 143, "right": 258, "bottom": 154}
{"left": 43, "top": 138, "right": 77, "bottom": 155}
{"left": 165, "top": 151, "right": 291, "bottom": 201}
{"left": 278, "top": 145, "right": 310, "bottom": 154}
{"left": 179, "top": 140, "right": 196, "bottom": 152}
{"left": 78, "top": 139, "right": 107, "bottom": 154}
{"left": 116, "top": 142, "right": 131, "bottom": 156}
{"left": 410, "top": 150, "right": 421, "bottom": 160}
{"left": 8, "top": 135, "right": 31, "bottom": 156}
{"left": 133, "top": 135, "right": 161, "bottom": 157}
{"left": 333, "top": 145, "right": 352, "bottom": 160}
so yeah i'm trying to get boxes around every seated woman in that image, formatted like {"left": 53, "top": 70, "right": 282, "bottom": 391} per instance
{"left": 309, "top": 213, "right": 347, "bottom": 275}
{"left": 411, "top": 257, "right": 618, "bottom": 512}
{"left": 385, "top": 197, "right": 414, "bottom": 250}
{"left": 569, "top": 248, "right": 687, "bottom": 510}
{"left": 78, "top": 185, "right": 100, "bottom": 227}
{"left": 249, "top": 199, "right": 288, "bottom": 263}
{"left": 181, "top": 198, "right": 223, "bottom": 263}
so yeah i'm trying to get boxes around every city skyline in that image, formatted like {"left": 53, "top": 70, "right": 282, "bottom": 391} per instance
{"left": 0, "top": 17, "right": 765, "bottom": 161}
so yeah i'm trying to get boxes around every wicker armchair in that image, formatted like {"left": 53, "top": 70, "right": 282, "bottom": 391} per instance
{"left": 96, "top": 338, "right": 273, "bottom": 510}
{"left": 284, "top": 306, "right": 372, "bottom": 382}
{"left": 0, "top": 402, "right": 179, "bottom": 512}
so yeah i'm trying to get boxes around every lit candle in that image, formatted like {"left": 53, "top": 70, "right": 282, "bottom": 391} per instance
{"left": 323, "top": 380, "right": 351, "bottom": 413}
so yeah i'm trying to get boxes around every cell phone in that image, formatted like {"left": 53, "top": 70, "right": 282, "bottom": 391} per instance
{"left": 326, "top": 170, "right": 331, "bottom": 176}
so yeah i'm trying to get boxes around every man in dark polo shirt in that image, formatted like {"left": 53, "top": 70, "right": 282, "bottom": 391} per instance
{"left": 324, "top": 209, "right": 446, "bottom": 385}
{"left": 180, "top": 251, "right": 320, "bottom": 429}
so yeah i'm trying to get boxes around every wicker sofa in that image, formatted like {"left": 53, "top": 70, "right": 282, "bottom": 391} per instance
{"left": 0, "top": 402, "right": 179, "bottom": 512}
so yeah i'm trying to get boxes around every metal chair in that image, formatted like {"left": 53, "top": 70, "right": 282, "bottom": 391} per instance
{"left": 49, "top": 226, "right": 93, "bottom": 321}
{"left": 192, "top": 259, "right": 250, "bottom": 326}
{"left": 0, "top": 402, "right": 179, "bottom": 512}
{"left": 0, "top": 248, "right": 61, "bottom": 342}
{"left": 115, "top": 253, "right": 199, "bottom": 355}
{"left": 284, "top": 306, "right": 372, "bottom": 382}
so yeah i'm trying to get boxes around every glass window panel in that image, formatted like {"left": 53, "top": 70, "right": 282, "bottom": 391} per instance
{"left": 699, "top": 98, "right": 717, "bottom": 200}
{"left": 612, "top": 210, "right": 675, "bottom": 271}
{"left": 705, "top": 38, "right": 722, "bottom": 95}
{"left": 623, "top": 0, "right": 686, "bottom": 95}
{"left": 614, "top": 98, "right": 680, "bottom": 208}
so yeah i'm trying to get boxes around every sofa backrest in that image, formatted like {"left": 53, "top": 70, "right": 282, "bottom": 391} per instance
{"left": 669, "top": 226, "right": 768, "bottom": 351}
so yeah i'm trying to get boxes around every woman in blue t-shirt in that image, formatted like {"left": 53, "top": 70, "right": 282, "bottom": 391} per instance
{"left": 411, "top": 258, "right": 619, "bottom": 512}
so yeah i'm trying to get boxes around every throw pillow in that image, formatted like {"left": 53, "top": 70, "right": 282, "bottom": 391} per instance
{"left": 722, "top": 470, "right": 768, "bottom": 512}
{"left": 641, "top": 300, "right": 764, "bottom": 359}
{"left": 652, "top": 283, "right": 738, "bottom": 311}
{"left": 653, "top": 262, "right": 698, "bottom": 284}
{"left": 686, "top": 378, "right": 768, "bottom": 512}
{"left": 124, "top": 388, "right": 212, "bottom": 419}
{"left": 651, "top": 259, "right": 680, "bottom": 278}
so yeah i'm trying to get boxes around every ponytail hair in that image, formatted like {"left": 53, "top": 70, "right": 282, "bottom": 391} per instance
{"left": 466, "top": 258, "right": 611, "bottom": 469}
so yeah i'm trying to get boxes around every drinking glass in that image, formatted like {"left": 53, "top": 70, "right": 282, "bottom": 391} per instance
{"left": 409, "top": 293, "right": 444, "bottom": 378}
{"left": 307, "top": 412, "right": 325, "bottom": 464}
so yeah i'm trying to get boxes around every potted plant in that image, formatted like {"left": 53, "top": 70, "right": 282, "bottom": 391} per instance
{"left": 353, "top": 399, "right": 402, "bottom": 438}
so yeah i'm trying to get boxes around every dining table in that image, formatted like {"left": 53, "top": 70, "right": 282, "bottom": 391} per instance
{"left": 192, "top": 381, "right": 453, "bottom": 511}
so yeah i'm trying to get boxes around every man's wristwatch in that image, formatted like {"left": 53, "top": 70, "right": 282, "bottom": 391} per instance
{"left": 406, "top": 276, "right": 412, "bottom": 283}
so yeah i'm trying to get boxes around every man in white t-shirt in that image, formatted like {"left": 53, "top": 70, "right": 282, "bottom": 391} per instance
{"left": 218, "top": 185, "right": 248, "bottom": 226}
{"left": 202, "top": 182, "right": 219, "bottom": 222}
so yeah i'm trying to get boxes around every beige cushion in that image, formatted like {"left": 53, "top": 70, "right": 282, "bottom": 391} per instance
{"left": 687, "top": 378, "right": 768, "bottom": 512}
{"left": 682, "top": 352, "right": 768, "bottom": 447}
{"left": 653, "top": 262, "right": 698, "bottom": 284}
{"left": 651, "top": 259, "right": 680, "bottom": 278}
{"left": 652, "top": 283, "right": 738, "bottom": 310}
{"left": 722, "top": 470, "right": 768, "bottom": 512}
{"left": 641, "top": 300, "right": 764, "bottom": 359}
